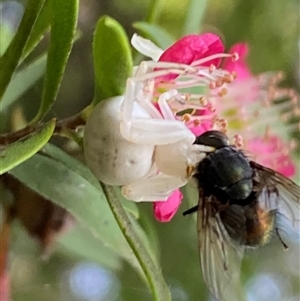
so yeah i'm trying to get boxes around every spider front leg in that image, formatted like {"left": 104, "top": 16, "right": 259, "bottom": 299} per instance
{"left": 122, "top": 173, "right": 188, "bottom": 202}
{"left": 121, "top": 60, "right": 198, "bottom": 122}
{"left": 120, "top": 98, "right": 195, "bottom": 145}
{"left": 120, "top": 66, "right": 197, "bottom": 145}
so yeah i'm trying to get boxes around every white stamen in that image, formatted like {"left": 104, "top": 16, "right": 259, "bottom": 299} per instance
{"left": 131, "top": 34, "right": 164, "bottom": 61}
{"left": 191, "top": 53, "right": 235, "bottom": 67}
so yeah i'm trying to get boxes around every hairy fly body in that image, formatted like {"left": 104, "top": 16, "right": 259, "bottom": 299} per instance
{"left": 184, "top": 130, "right": 300, "bottom": 301}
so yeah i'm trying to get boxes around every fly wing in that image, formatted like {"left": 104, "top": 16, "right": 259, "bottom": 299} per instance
{"left": 197, "top": 191, "right": 246, "bottom": 301}
{"left": 250, "top": 161, "right": 300, "bottom": 232}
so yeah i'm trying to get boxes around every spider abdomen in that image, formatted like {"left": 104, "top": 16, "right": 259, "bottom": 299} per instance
{"left": 84, "top": 97, "right": 155, "bottom": 186}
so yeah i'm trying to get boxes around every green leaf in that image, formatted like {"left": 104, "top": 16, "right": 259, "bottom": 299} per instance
{"left": 0, "top": 119, "right": 55, "bottom": 175}
{"left": 8, "top": 153, "right": 147, "bottom": 274}
{"left": 1, "top": 54, "right": 47, "bottom": 112}
{"left": 9, "top": 149, "right": 168, "bottom": 300}
{"left": 40, "top": 143, "right": 139, "bottom": 218}
{"left": 22, "top": 0, "right": 52, "bottom": 60}
{"left": 182, "top": 0, "right": 208, "bottom": 35}
{"left": 58, "top": 225, "right": 122, "bottom": 270}
{"left": 92, "top": 16, "right": 133, "bottom": 104}
{"left": 0, "top": 0, "right": 46, "bottom": 101}
{"left": 0, "top": 25, "right": 14, "bottom": 56}
{"left": 133, "top": 22, "right": 175, "bottom": 49}
{"left": 31, "top": 0, "right": 79, "bottom": 123}
{"left": 145, "top": 0, "right": 166, "bottom": 24}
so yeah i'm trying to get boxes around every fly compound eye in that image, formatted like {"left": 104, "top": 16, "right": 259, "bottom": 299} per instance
{"left": 194, "top": 130, "right": 230, "bottom": 149}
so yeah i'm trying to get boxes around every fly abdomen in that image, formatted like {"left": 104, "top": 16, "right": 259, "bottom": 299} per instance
{"left": 220, "top": 202, "right": 275, "bottom": 247}
{"left": 244, "top": 206, "right": 275, "bottom": 247}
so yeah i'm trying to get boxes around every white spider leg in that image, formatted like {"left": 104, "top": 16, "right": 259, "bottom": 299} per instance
{"left": 157, "top": 89, "right": 179, "bottom": 120}
{"left": 121, "top": 78, "right": 195, "bottom": 145}
{"left": 155, "top": 142, "right": 213, "bottom": 178}
{"left": 121, "top": 173, "right": 187, "bottom": 202}
{"left": 136, "top": 80, "right": 163, "bottom": 119}
{"left": 133, "top": 60, "right": 154, "bottom": 77}
{"left": 121, "top": 117, "right": 195, "bottom": 145}
{"left": 123, "top": 61, "right": 161, "bottom": 121}
{"left": 121, "top": 60, "right": 198, "bottom": 122}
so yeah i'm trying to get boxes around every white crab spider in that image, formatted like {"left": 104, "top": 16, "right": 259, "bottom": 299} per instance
{"left": 84, "top": 57, "right": 233, "bottom": 202}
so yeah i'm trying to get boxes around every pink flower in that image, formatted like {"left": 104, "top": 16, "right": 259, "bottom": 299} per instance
{"left": 159, "top": 33, "right": 225, "bottom": 67}
{"left": 246, "top": 135, "right": 296, "bottom": 177}
{"left": 132, "top": 34, "right": 298, "bottom": 222}
{"left": 153, "top": 189, "right": 183, "bottom": 222}
{"left": 223, "top": 43, "right": 252, "bottom": 81}
{"left": 155, "top": 33, "right": 235, "bottom": 82}
{"left": 217, "top": 43, "right": 298, "bottom": 178}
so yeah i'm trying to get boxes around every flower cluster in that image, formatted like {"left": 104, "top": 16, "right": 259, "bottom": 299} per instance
{"left": 132, "top": 33, "right": 299, "bottom": 222}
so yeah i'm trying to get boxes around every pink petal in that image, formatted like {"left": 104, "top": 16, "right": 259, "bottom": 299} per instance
{"left": 246, "top": 136, "right": 296, "bottom": 177}
{"left": 276, "top": 159, "right": 296, "bottom": 178}
{"left": 153, "top": 189, "right": 183, "bottom": 222}
{"left": 159, "top": 33, "right": 225, "bottom": 67}
{"left": 223, "top": 43, "right": 252, "bottom": 81}
{"left": 181, "top": 109, "right": 213, "bottom": 136}
{"left": 185, "top": 120, "right": 212, "bottom": 136}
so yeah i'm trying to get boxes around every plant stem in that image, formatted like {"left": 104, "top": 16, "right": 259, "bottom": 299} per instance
{"left": 0, "top": 109, "right": 88, "bottom": 145}
{"left": 100, "top": 183, "right": 171, "bottom": 301}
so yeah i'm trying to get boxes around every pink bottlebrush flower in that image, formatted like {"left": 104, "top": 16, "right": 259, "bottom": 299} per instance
{"left": 131, "top": 34, "right": 299, "bottom": 222}
{"left": 246, "top": 135, "right": 296, "bottom": 177}
{"left": 218, "top": 44, "right": 298, "bottom": 177}
{"left": 223, "top": 43, "right": 252, "bottom": 81}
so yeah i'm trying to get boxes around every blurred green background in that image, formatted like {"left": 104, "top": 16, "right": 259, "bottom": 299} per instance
{"left": 1, "top": 0, "right": 299, "bottom": 300}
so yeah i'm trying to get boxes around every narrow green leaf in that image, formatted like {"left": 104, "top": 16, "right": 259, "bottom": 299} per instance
{"left": 41, "top": 143, "right": 101, "bottom": 186}
{"left": 31, "top": 0, "right": 79, "bottom": 123}
{"left": 182, "top": 0, "right": 208, "bottom": 35}
{"left": 40, "top": 143, "right": 139, "bottom": 218}
{"left": 0, "top": 0, "right": 46, "bottom": 101}
{"left": 101, "top": 184, "right": 171, "bottom": 301}
{"left": 0, "top": 25, "right": 14, "bottom": 56}
{"left": 22, "top": 0, "right": 52, "bottom": 60}
{"left": 0, "top": 0, "right": 23, "bottom": 56}
{"left": 92, "top": 16, "right": 133, "bottom": 104}
{"left": 8, "top": 153, "right": 147, "bottom": 275}
{"left": 146, "top": 0, "right": 166, "bottom": 24}
{"left": 1, "top": 54, "right": 47, "bottom": 112}
{"left": 58, "top": 226, "right": 122, "bottom": 270}
{"left": 133, "top": 22, "right": 175, "bottom": 49}
{"left": 0, "top": 119, "right": 55, "bottom": 175}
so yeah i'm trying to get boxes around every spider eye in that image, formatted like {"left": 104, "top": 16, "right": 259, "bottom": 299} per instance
{"left": 194, "top": 130, "right": 230, "bottom": 149}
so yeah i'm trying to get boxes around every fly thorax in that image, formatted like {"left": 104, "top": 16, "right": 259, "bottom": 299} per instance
{"left": 226, "top": 179, "right": 253, "bottom": 200}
